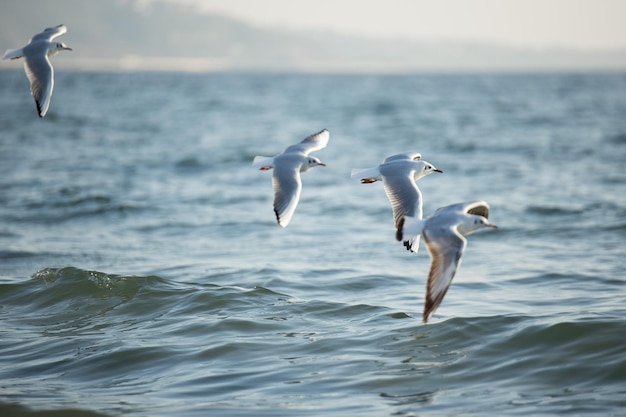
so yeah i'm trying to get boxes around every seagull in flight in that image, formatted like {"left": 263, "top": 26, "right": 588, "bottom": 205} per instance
{"left": 253, "top": 129, "right": 329, "bottom": 227}
{"left": 397, "top": 200, "right": 497, "bottom": 323}
{"left": 351, "top": 152, "right": 442, "bottom": 250}
{"left": 3, "top": 24, "right": 72, "bottom": 117}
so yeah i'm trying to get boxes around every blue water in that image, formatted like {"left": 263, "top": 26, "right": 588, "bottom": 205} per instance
{"left": 0, "top": 70, "right": 625, "bottom": 416}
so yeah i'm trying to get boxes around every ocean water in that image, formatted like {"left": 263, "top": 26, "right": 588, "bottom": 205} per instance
{"left": 0, "top": 70, "right": 625, "bottom": 417}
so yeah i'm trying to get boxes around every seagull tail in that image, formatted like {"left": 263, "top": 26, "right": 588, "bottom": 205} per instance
{"left": 397, "top": 215, "right": 423, "bottom": 253}
{"left": 252, "top": 155, "right": 274, "bottom": 170}
{"left": 350, "top": 167, "right": 381, "bottom": 183}
{"left": 2, "top": 47, "right": 24, "bottom": 60}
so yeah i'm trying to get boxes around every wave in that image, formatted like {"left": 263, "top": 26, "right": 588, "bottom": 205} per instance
{"left": 2, "top": 266, "right": 624, "bottom": 417}
{"left": 525, "top": 204, "right": 586, "bottom": 216}
{"left": 3, "top": 266, "right": 411, "bottom": 339}
{"left": 6, "top": 267, "right": 308, "bottom": 325}
{"left": 379, "top": 313, "right": 626, "bottom": 393}
{"left": 524, "top": 199, "right": 625, "bottom": 222}
{"left": 473, "top": 317, "right": 626, "bottom": 387}
{"left": 5, "top": 198, "right": 147, "bottom": 225}
{"left": 0, "top": 403, "right": 110, "bottom": 417}
{"left": 0, "top": 249, "right": 39, "bottom": 259}
{"left": 32, "top": 266, "right": 167, "bottom": 293}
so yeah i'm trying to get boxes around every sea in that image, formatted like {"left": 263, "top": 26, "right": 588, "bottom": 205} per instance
{"left": 0, "top": 69, "right": 624, "bottom": 417}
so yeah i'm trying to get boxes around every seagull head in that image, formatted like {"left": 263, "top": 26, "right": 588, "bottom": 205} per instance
{"left": 413, "top": 160, "right": 443, "bottom": 180}
{"left": 463, "top": 215, "right": 498, "bottom": 236}
{"left": 302, "top": 157, "right": 326, "bottom": 172}
{"left": 50, "top": 42, "right": 72, "bottom": 56}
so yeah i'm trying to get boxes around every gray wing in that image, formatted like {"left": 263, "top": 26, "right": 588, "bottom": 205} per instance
{"left": 434, "top": 201, "right": 490, "bottom": 218}
{"left": 284, "top": 129, "right": 329, "bottom": 155}
{"left": 422, "top": 225, "right": 467, "bottom": 323}
{"left": 30, "top": 24, "right": 67, "bottom": 43}
{"left": 271, "top": 161, "right": 303, "bottom": 227}
{"left": 383, "top": 152, "right": 421, "bottom": 163}
{"left": 24, "top": 52, "right": 54, "bottom": 117}
{"left": 380, "top": 169, "right": 422, "bottom": 229}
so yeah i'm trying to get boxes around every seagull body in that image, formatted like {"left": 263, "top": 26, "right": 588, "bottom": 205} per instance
{"left": 351, "top": 152, "right": 442, "bottom": 250}
{"left": 3, "top": 24, "right": 72, "bottom": 117}
{"left": 397, "top": 200, "right": 497, "bottom": 323}
{"left": 253, "top": 129, "right": 329, "bottom": 227}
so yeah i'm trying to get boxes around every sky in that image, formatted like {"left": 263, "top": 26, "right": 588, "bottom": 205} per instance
{"left": 170, "top": 0, "right": 626, "bottom": 50}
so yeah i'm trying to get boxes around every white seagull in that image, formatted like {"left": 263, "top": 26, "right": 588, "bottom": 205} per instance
{"left": 253, "top": 129, "right": 329, "bottom": 227}
{"left": 351, "top": 152, "right": 442, "bottom": 250}
{"left": 397, "top": 200, "right": 497, "bottom": 323}
{"left": 3, "top": 24, "right": 72, "bottom": 117}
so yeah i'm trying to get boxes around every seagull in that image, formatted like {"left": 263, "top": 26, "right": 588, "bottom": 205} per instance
{"left": 253, "top": 129, "right": 329, "bottom": 227}
{"left": 397, "top": 200, "right": 497, "bottom": 323}
{"left": 2, "top": 24, "right": 72, "bottom": 117}
{"left": 351, "top": 152, "right": 442, "bottom": 250}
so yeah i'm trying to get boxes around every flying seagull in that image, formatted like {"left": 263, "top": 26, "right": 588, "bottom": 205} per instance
{"left": 253, "top": 129, "right": 329, "bottom": 227}
{"left": 3, "top": 24, "right": 72, "bottom": 117}
{"left": 351, "top": 152, "right": 442, "bottom": 250}
{"left": 397, "top": 200, "right": 497, "bottom": 323}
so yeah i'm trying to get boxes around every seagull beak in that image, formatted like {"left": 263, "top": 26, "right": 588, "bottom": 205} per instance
{"left": 64, "top": 46, "right": 73, "bottom": 51}
{"left": 434, "top": 168, "right": 443, "bottom": 173}
{"left": 487, "top": 223, "right": 498, "bottom": 228}
{"left": 318, "top": 162, "right": 326, "bottom": 167}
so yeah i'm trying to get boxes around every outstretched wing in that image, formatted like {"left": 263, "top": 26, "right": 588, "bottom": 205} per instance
{"left": 24, "top": 53, "right": 54, "bottom": 117}
{"left": 30, "top": 24, "right": 67, "bottom": 43}
{"left": 383, "top": 152, "right": 421, "bottom": 163}
{"left": 272, "top": 162, "right": 302, "bottom": 227}
{"left": 465, "top": 201, "right": 490, "bottom": 219}
{"left": 381, "top": 170, "right": 422, "bottom": 229}
{"left": 285, "top": 129, "right": 329, "bottom": 155}
{"left": 422, "top": 225, "right": 467, "bottom": 323}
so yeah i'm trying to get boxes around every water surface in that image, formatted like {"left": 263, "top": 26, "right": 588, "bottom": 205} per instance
{"left": 1, "top": 71, "right": 625, "bottom": 416}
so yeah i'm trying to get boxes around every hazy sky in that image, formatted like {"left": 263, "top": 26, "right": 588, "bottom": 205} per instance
{"left": 171, "top": 0, "right": 626, "bottom": 50}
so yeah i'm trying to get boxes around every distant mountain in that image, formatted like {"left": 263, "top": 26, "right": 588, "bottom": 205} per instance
{"left": 2, "top": 0, "right": 625, "bottom": 72}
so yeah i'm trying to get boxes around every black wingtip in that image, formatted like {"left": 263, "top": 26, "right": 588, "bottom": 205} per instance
{"left": 274, "top": 208, "right": 287, "bottom": 227}
{"left": 35, "top": 100, "right": 45, "bottom": 118}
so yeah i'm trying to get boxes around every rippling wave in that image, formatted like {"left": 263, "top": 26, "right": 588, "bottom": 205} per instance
{"left": 1, "top": 265, "right": 624, "bottom": 416}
